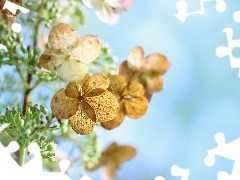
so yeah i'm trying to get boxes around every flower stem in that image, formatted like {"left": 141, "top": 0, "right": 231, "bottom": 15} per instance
{"left": 19, "top": 145, "right": 26, "bottom": 166}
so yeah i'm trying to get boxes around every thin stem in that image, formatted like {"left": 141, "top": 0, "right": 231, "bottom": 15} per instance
{"left": 19, "top": 145, "right": 26, "bottom": 166}
{"left": 16, "top": 66, "right": 29, "bottom": 88}
{"left": 29, "top": 116, "right": 55, "bottom": 136}
{"left": 22, "top": 73, "right": 32, "bottom": 116}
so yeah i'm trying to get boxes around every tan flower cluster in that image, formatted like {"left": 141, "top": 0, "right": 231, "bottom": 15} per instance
{"left": 39, "top": 23, "right": 101, "bottom": 82}
{"left": 118, "top": 46, "right": 170, "bottom": 101}
{"left": 101, "top": 75, "right": 148, "bottom": 130}
{"left": 86, "top": 142, "right": 136, "bottom": 180}
{"left": 51, "top": 74, "right": 119, "bottom": 135}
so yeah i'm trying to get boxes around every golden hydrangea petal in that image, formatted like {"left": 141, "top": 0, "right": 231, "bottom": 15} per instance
{"left": 85, "top": 88, "right": 105, "bottom": 97}
{"left": 50, "top": 89, "right": 79, "bottom": 119}
{"left": 82, "top": 101, "right": 96, "bottom": 122}
{"left": 122, "top": 82, "right": 145, "bottom": 97}
{"left": 142, "top": 54, "right": 170, "bottom": 74}
{"left": 102, "top": 142, "right": 136, "bottom": 163}
{"left": 102, "top": 143, "right": 136, "bottom": 180}
{"left": 102, "top": 142, "right": 118, "bottom": 156}
{"left": 124, "top": 96, "right": 148, "bottom": 119}
{"left": 39, "top": 49, "right": 66, "bottom": 72}
{"left": 103, "top": 160, "right": 119, "bottom": 180}
{"left": 56, "top": 60, "right": 87, "bottom": 83}
{"left": 101, "top": 101, "right": 125, "bottom": 130}
{"left": 82, "top": 74, "right": 110, "bottom": 94}
{"left": 139, "top": 73, "right": 164, "bottom": 92}
{"left": 118, "top": 61, "right": 136, "bottom": 83}
{"left": 48, "top": 23, "right": 79, "bottom": 51}
{"left": 69, "top": 107, "right": 96, "bottom": 135}
{"left": 113, "top": 145, "right": 137, "bottom": 164}
{"left": 65, "top": 82, "right": 80, "bottom": 98}
{"left": 85, "top": 90, "right": 118, "bottom": 122}
{"left": 127, "top": 46, "right": 144, "bottom": 70}
{"left": 107, "top": 75, "right": 127, "bottom": 97}
{"left": 69, "top": 36, "right": 101, "bottom": 64}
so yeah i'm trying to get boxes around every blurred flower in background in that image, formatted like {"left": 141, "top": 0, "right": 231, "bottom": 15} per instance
{"left": 82, "top": 0, "right": 133, "bottom": 24}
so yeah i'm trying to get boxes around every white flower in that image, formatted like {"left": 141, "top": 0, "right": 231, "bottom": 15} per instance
{"left": 11, "top": 22, "right": 22, "bottom": 33}
{"left": 82, "top": 0, "right": 133, "bottom": 25}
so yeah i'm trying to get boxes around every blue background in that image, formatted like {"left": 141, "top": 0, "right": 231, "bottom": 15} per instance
{"left": 79, "top": 0, "right": 240, "bottom": 179}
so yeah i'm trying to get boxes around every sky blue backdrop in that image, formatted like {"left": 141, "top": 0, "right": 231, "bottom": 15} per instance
{"left": 78, "top": 0, "right": 240, "bottom": 179}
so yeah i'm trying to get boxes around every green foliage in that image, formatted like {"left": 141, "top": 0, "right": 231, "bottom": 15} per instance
{"left": 0, "top": 103, "right": 58, "bottom": 162}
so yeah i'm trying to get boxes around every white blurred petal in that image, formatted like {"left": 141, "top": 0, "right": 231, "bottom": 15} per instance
{"left": 82, "top": 0, "right": 104, "bottom": 10}
{"left": 105, "top": 0, "right": 122, "bottom": 8}
{"left": 11, "top": 23, "right": 22, "bottom": 33}
{"left": 95, "top": 4, "right": 119, "bottom": 24}
{"left": 56, "top": 60, "right": 87, "bottom": 82}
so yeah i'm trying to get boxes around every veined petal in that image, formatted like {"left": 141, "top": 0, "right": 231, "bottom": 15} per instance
{"left": 85, "top": 90, "right": 118, "bottom": 122}
{"left": 82, "top": 101, "right": 97, "bottom": 122}
{"left": 101, "top": 100, "right": 125, "bottom": 130}
{"left": 139, "top": 73, "right": 163, "bottom": 92}
{"left": 65, "top": 82, "right": 80, "bottom": 98}
{"left": 124, "top": 96, "right": 148, "bottom": 119}
{"left": 39, "top": 49, "right": 67, "bottom": 72}
{"left": 127, "top": 46, "right": 144, "bottom": 70}
{"left": 142, "top": 54, "right": 170, "bottom": 74}
{"left": 69, "top": 36, "right": 101, "bottom": 64}
{"left": 48, "top": 23, "right": 79, "bottom": 51}
{"left": 107, "top": 75, "right": 127, "bottom": 97}
{"left": 122, "top": 82, "right": 145, "bottom": 97}
{"left": 51, "top": 89, "right": 79, "bottom": 119}
{"left": 56, "top": 59, "right": 87, "bottom": 83}
{"left": 82, "top": 0, "right": 103, "bottom": 10}
{"left": 69, "top": 107, "right": 96, "bottom": 135}
{"left": 118, "top": 60, "right": 136, "bottom": 83}
{"left": 82, "top": 74, "right": 110, "bottom": 94}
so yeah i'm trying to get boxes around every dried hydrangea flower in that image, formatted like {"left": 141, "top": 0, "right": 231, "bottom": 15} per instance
{"left": 82, "top": 0, "right": 133, "bottom": 25}
{"left": 101, "top": 75, "right": 148, "bottom": 130}
{"left": 39, "top": 23, "right": 101, "bottom": 82}
{"left": 118, "top": 46, "right": 170, "bottom": 101}
{"left": 51, "top": 74, "right": 119, "bottom": 135}
{"left": 85, "top": 142, "right": 136, "bottom": 180}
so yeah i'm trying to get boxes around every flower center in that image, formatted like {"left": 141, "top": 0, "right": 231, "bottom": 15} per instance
{"left": 78, "top": 95, "right": 84, "bottom": 102}
{"left": 78, "top": 86, "right": 84, "bottom": 102}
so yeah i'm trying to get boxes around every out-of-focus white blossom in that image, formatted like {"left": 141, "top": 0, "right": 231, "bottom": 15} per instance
{"left": 11, "top": 22, "right": 22, "bottom": 32}
{"left": 82, "top": 0, "right": 133, "bottom": 25}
